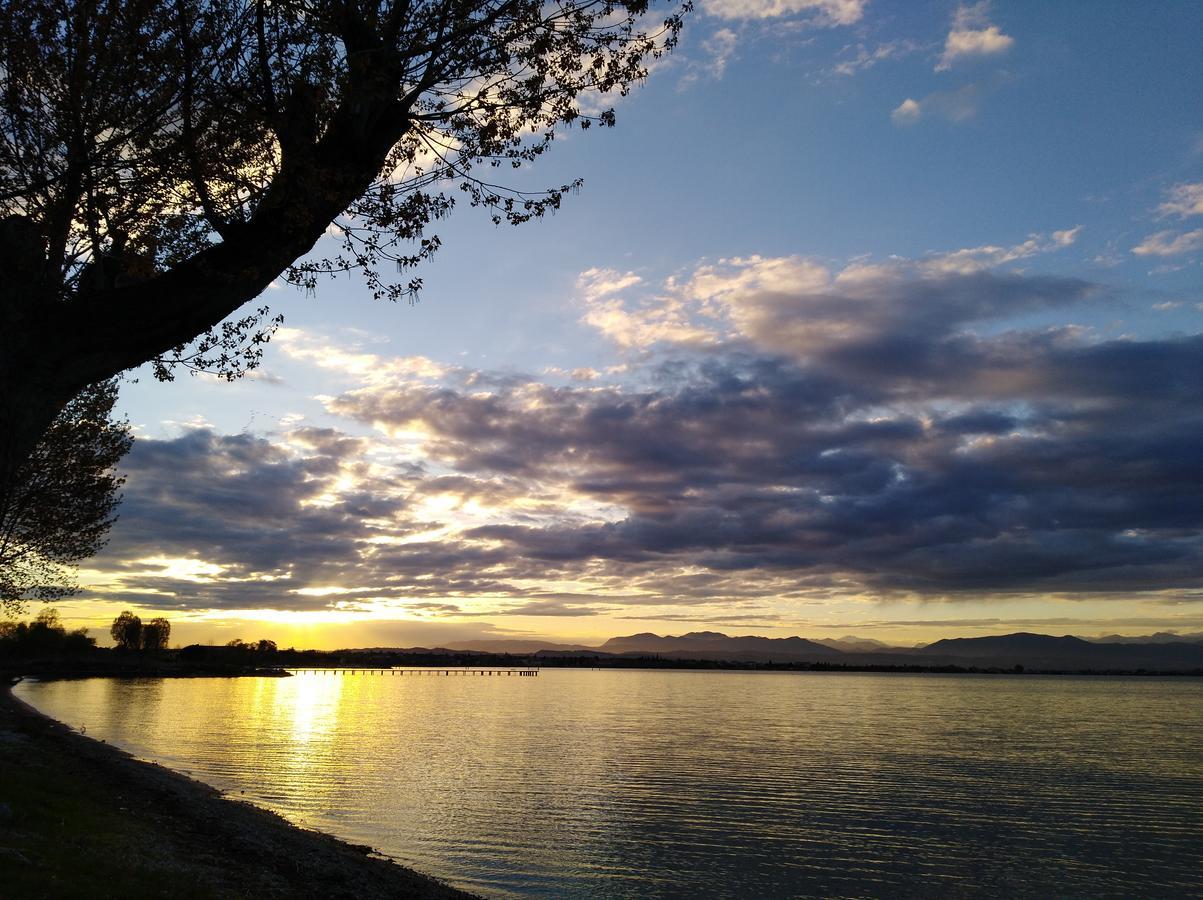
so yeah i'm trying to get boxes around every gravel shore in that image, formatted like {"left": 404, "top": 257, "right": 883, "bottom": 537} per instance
{"left": 0, "top": 679, "right": 481, "bottom": 899}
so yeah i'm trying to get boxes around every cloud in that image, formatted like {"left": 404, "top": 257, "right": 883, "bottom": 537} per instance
{"left": 323, "top": 321, "right": 1203, "bottom": 598}
{"left": 86, "top": 421, "right": 670, "bottom": 618}
{"left": 87, "top": 240, "right": 1203, "bottom": 618}
{"left": 892, "top": 84, "right": 982, "bottom": 125}
{"left": 578, "top": 232, "right": 1084, "bottom": 355}
{"left": 275, "top": 327, "right": 446, "bottom": 384}
{"left": 581, "top": 283, "right": 720, "bottom": 350}
{"left": 576, "top": 267, "right": 643, "bottom": 302}
{"left": 892, "top": 98, "right": 922, "bottom": 125}
{"left": 680, "top": 0, "right": 864, "bottom": 90}
{"left": 1157, "top": 182, "right": 1203, "bottom": 219}
{"left": 920, "top": 226, "right": 1082, "bottom": 274}
{"left": 702, "top": 27, "right": 739, "bottom": 79}
{"left": 701, "top": 0, "right": 865, "bottom": 25}
{"left": 494, "top": 601, "right": 612, "bottom": 617}
{"left": 86, "top": 427, "right": 421, "bottom": 609}
{"left": 1132, "top": 229, "right": 1203, "bottom": 257}
{"left": 936, "top": 2, "right": 1014, "bottom": 71}
{"left": 680, "top": 28, "right": 740, "bottom": 87}
{"left": 832, "top": 40, "right": 921, "bottom": 77}
{"left": 317, "top": 252, "right": 1202, "bottom": 600}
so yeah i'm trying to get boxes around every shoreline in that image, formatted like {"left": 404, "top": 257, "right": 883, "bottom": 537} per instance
{"left": 0, "top": 678, "right": 480, "bottom": 899}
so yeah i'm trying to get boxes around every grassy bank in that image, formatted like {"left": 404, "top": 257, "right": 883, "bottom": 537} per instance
{"left": 0, "top": 680, "right": 478, "bottom": 899}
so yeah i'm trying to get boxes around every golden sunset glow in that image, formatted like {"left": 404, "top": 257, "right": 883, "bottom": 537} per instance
{"left": 11, "top": 0, "right": 1194, "bottom": 659}
{"left": 6, "top": 4, "right": 1200, "bottom": 900}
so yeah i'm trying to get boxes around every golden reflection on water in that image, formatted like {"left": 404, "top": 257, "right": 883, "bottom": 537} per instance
{"left": 283, "top": 673, "right": 343, "bottom": 746}
{"left": 258, "top": 674, "right": 345, "bottom": 813}
{"left": 17, "top": 671, "right": 1203, "bottom": 899}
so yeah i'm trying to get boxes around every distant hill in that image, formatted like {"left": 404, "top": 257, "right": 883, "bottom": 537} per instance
{"left": 428, "top": 630, "right": 1203, "bottom": 671}
{"left": 599, "top": 631, "right": 845, "bottom": 662}
{"left": 444, "top": 639, "right": 598, "bottom": 654}
{"left": 1088, "top": 632, "right": 1203, "bottom": 645}
{"left": 921, "top": 633, "right": 1091, "bottom": 657}
{"left": 811, "top": 636, "right": 895, "bottom": 653}
{"left": 915, "top": 632, "right": 1203, "bottom": 670}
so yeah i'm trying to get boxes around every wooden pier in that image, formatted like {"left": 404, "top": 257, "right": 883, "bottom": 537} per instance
{"left": 286, "top": 667, "right": 539, "bottom": 677}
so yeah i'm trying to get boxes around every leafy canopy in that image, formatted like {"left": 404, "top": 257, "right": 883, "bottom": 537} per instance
{"left": 0, "top": 0, "right": 687, "bottom": 382}
{"left": 0, "top": 381, "right": 132, "bottom": 614}
{"left": 0, "top": 607, "right": 97, "bottom": 657}
{"left": 110, "top": 610, "right": 142, "bottom": 651}
{"left": 109, "top": 610, "right": 171, "bottom": 651}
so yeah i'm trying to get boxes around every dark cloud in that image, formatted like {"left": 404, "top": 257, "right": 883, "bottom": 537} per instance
{"left": 92, "top": 265, "right": 1203, "bottom": 614}
{"left": 493, "top": 601, "right": 612, "bottom": 617}
{"left": 324, "top": 268, "right": 1203, "bottom": 598}
{"left": 617, "top": 613, "right": 790, "bottom": 625}
{"left": 94, "top": 429, "right": 537, "bottom": 611}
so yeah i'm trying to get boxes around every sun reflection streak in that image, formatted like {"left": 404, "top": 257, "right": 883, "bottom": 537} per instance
{"left": 284, "top": 673, "right": 344, "bottom": 749}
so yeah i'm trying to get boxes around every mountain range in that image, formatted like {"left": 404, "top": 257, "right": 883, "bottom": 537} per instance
{"left": 441, "top": 630, "right": 1203, "bottom": 671}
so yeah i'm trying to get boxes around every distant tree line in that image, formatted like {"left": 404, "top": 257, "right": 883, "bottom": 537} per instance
{"left": 224, "top": 638, "right": 277, "bottom": 655}
{"left": 0, "top": 608, "right": 95, "bottom": 657}
{"left": 176, "top": 638, "right": 278, "bottom": 668}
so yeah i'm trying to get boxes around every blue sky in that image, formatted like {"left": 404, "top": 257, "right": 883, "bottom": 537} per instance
{"left": 67, "top": 1, "right": 1203, "bottom": 648}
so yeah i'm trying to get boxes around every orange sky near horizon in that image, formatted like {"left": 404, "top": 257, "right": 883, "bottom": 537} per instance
{"left": 33, "top": 593, "right": 1203, "bottom": 652}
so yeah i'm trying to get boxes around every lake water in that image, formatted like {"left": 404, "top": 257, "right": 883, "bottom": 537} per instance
{"left": 16, "top": 670, "right": 1203, "bottom": 898}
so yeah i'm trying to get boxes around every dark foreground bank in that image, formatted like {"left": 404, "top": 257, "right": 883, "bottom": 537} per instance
{"left": 0, "top": 681, "right": 479, "bottom": 900}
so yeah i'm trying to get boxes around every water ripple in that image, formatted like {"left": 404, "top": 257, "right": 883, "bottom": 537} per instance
{"left": 17, "top": 671, "right": 1203, "bottom": 899}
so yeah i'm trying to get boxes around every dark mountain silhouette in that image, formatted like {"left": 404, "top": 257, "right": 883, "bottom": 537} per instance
{"left": 598, "top": 631, "right": 844, "bottom": 662}
{"left": 1090, "top": 632, "right": 1203, "bottom": 645}
{"left": 444, "top": 630, "right": 1203, "bottom": 671}
{"left": 915, "top": 633, "right": 1203, "bottom": 670}
{"left": 444, "top": 639, "right": 599, "bottom": 654}
{"left": 921, "top": 633, "right": 1091, "bottom": 657}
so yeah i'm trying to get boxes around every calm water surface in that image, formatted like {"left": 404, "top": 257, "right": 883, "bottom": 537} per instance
{"left": 17, "top": 670, "right": 1203, "bottom": 898}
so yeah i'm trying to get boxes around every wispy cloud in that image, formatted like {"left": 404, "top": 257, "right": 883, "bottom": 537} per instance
{"left": 892, "top": 83, "right": 982, "bottom": 125}
{"left": 1157, "top": 182, "right": 1203, "bottom": 219}
{"left": 700, "top": 0, "right": 865, "bottom": 25}
{"left": 684, "top": 0, "right": 864, "bottom": 89}
{"left": 576, "top": 268, "right": 644, "bottom": 301}
{"left": 680, "top": 28, "right": 740, "bottom": 87}
{"left": 920, "top": 226, "right": 1082, "bottom": 273}
{"left": 1132, "top": 229, "right": 1203, "bottom": 257}
{"left": 831, "top": 40, "right": 921, "bottom": 77}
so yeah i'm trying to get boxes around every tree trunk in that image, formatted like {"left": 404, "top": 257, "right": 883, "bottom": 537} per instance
{"left": 0, "top": 232, "right": 85, "bottom": 507}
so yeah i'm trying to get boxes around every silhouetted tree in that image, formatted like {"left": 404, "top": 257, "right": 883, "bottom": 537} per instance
{"left": 110, "top": 610, "right": 143, "bottom": 651}
{"left": 0, "top": 380, "right": 132, "bottom": 614}
{"left": 141, "top": 617, "right": 171, "bottom": 652}
{"left": 0, "top": 0, "right": 686, "bottom": 486}
{"left": 0, "top": 607, "right": 96, "bottom": 657}
{"left": 256, "top": 639, "right": 278, "bottom": 655}
{"left": 26, "top": 608, "right": 64, "bottom": 655}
